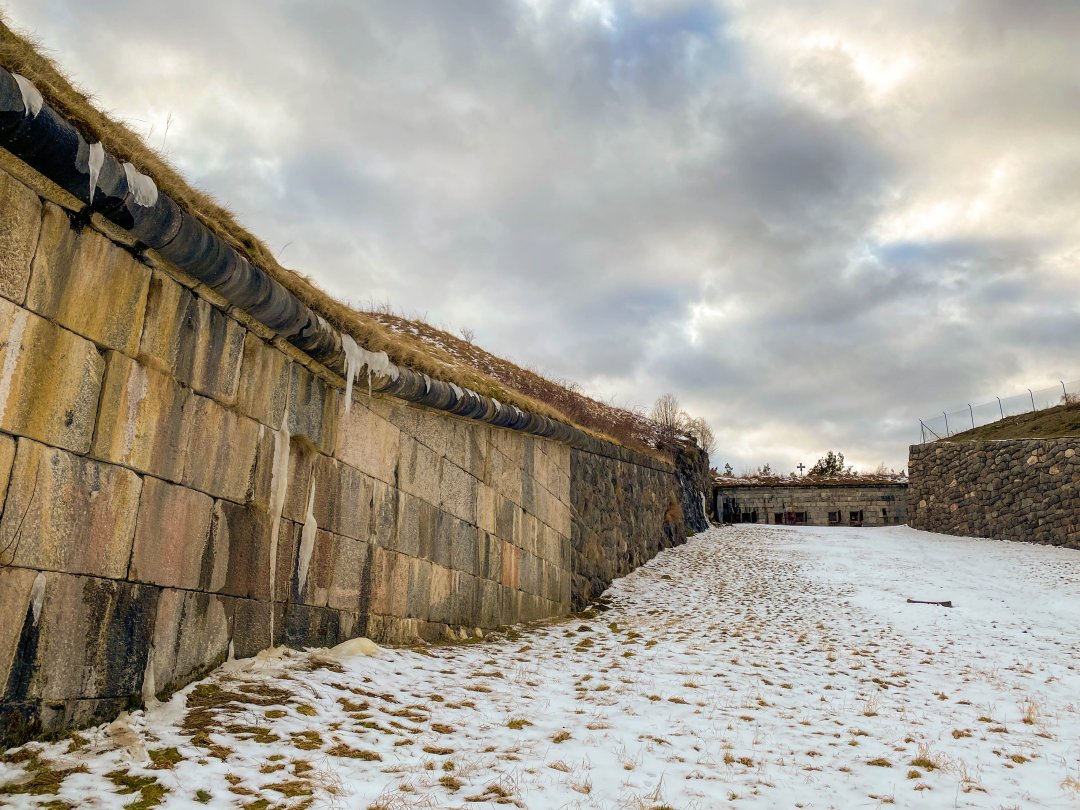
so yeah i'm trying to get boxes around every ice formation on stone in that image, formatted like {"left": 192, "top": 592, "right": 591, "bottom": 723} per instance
{"left": 122, "top": 162, "right": 159, "bottom": 207}
{"left": 87, "top": 141, "right": 104, "bottom": 203}
{"left": 328, "top": 636, "right": 381, "bottom": 660}
{"left": 297, "top": 478, "right": 318, "bottom": 594}
{"left": 141, "top": 643, "right": 157, "bottom": 706}
{"left": 11, "top": 73, "right": 42, "bottom": 118}
{"left": 266, "top": 408, "right": 291, "bottom": 641}
{"left": 340, "top": 333, "right": 399, "bottom": 412}
{"left": 29, "top": 572, "right": 46, "bottom": 626}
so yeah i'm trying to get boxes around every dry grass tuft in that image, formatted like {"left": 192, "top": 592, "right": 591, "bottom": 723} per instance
{"left": 326, "top": 743, "right": 382, "bottom": 761}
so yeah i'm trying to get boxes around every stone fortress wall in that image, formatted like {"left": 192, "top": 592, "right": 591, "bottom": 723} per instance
{"left": 0, "top": 79, "right": 708, "bottom": 745}
{"left": 715, "top": 482, "right": 908, "bottom": 527}
{"left": 908, "top": 439, "right": 1080, "bottom": 548}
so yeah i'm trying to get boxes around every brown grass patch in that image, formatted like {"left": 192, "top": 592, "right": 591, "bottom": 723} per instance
{"left": 326, "top": 743, "right": 382, "bottom": 761}
{"left": 0, "top": 749, "right": 88, "bottom": 797}
{"left": 945, "top": 400, "right": 1080, "bottom": 441}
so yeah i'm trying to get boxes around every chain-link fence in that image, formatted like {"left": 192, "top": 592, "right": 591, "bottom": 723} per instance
{"left": 919, "top": 378, "right": 1080, "bottom": 443}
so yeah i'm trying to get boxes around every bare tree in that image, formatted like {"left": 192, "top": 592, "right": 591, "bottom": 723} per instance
{"left": 651, "top": 393, "right": 685, "bottom": 440}
{"left": 685, "top": 415, "right": 716, "bottom": 456}
{"left": 458, "top": 326, "right": 475, "bottom": 344}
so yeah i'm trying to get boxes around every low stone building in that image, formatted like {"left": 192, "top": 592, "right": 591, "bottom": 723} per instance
{"left": 714, "top": 477, "right": 908, "bottom": 527}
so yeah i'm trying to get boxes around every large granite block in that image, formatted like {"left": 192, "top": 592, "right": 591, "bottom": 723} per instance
{"left": 235, "top": 332, "right": 290, "bottom": 428}
{"left": 279, "top": 521, "right": 362, "bottom": 611}
{"left": 0, "top": 169, "right": 41, "bottom": 304}
{"left": 1, "top": 439, "right": 141, "bottom": 578}
{"left": 489, "top": 447, "right": 523, "bottom": 507}
{"left": 149, "top": 588, "right": 231, "bottom": 698}
{"left": 397, "top": 433, "right": 442, "bottom": 504}
{"left": 139, "top": 270, "right": 244, "bottom": 402}
{"left": 312, "top": 454, "right": 375, "bottom": 541}
{"left": 0, "top": 567, "right": 38, "bottom": 709}
{"left": 440, "top": 459, "right": 478, "bottom": 525}
{"left": 128, "top": 477, "right": 216, "bottom": 590}
{"left": 0, "top": 433, "right": 15, "bottom": 515}
{"left": 8, "top": 572, "right": 158, "bottom": 703}
{"left": 0, "top": 299, "right": 104, "bottom": 454}
{"left": 274, "top": 602, "right": 358, "bottom": 651}
{"left": 335, "top": 399, "right": 400, "bottom": 485}
{"left": 27, "top": 203, "right": 150, "bottom": 354}
{"left": 183, "top": 395, "right": 262, "bottom": 501}
{"left": 91, "top": 351, "right": 191, "bottom": 481}
{"left": 212, "top": 500, "right": 274, "bottom": 600}
{"left": 475, "top": 482, "right": 497, "bottom": 534}
{"left": 288, "top": 364, "right": 339, "bottom": 454}
{"left": 444, "top": 420, "right": 488, "bottom": 482}
{"left": 369, "top": 546, "right": 409, "bottom": 617}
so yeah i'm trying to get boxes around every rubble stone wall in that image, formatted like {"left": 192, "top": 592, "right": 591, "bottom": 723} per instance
{"left": 908, "top": 439, "right": 1080, "bottom": 547}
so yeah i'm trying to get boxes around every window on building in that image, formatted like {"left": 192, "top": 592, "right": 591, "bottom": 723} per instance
{"left": 828, "top": 511, "right": 841, "bottom": 525}
{"left": 774, "top": 512, "right": 784, "bottom": 525}
{"left": 882, "top": 508, "right": 888, "bottom": 518}
{"left": 795, "top": 511, "right": 808, "bottom": 525}
{"left": 849, "top": 510, "right": 864, "bottom": 526}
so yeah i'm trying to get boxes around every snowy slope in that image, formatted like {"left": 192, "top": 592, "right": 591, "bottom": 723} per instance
{"left": 2, "top": 525, "right": 1079, "bottom": 809}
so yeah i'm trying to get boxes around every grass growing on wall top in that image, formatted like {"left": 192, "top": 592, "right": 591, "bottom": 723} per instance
{"left": 943, "top": 401, "right": 1080, "bottom": 442}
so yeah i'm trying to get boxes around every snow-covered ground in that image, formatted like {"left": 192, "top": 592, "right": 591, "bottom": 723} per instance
{"left": 3, "top": 524, "right": 1080, "bottom": 809}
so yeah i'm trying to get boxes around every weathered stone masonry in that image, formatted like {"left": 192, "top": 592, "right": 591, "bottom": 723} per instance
{"left": 714, "top": 482, "right": 908, "bottom": 527}
{"left": 571, "top": 441, "right": 709, "bottom": 609}
{"left": 908, "top": 439, "right": 1080, "bottom": 548}
{"left": 0, "top": 138, "right": 705, "bottom": 743}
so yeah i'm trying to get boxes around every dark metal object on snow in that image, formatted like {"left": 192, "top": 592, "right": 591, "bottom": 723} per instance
{"left": 906, "top": 598, "right": 953, "bottom": 608}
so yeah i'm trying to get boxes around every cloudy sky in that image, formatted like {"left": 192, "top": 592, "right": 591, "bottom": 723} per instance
{"left": 6, "top": 0, "right": 1080, "bottom": 472}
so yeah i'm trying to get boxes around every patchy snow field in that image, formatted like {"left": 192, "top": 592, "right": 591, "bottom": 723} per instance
{"left": 3, "top": 524, "right": 1080, "bottom": 809}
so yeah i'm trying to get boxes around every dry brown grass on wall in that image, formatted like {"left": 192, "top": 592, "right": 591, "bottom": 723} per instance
{"left": 943, "top": 401, "right": 1080, "bottom": 442}
{"left": 369, "top": 313, "right": 663, "bottom": 453}
{"left": 0, "top": 17, "right": 661, "bottom": 457}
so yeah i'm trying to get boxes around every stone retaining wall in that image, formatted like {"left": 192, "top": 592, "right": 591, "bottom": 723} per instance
{"left": 0, "top": 153, "right": 704, "bottom": 746}
{"left": 908, "top": 439, "right": 1080, "bottom": 547}
{"left": 570, "top": 444, "right": 696, "bottom": 609}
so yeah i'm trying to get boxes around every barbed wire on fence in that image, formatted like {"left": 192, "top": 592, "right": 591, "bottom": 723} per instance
{"left": 919, "top": 378, "right": 1080, "bottom": 443}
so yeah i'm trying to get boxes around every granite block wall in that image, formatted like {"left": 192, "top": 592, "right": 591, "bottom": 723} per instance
{"left": 0, "top": 151, "right": 707, "bottom": 747}
{"left": 0, "top": 158, "right": 575, "bottom": 745}
{"left": 908, "top": 439, "right": 1080, "bottom": 547}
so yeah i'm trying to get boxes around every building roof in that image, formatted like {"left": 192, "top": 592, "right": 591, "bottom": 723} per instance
{"left": 713, "top": 475, "right": 908, "bottom": 488}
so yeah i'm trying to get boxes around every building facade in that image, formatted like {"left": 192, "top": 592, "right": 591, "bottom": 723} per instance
{"left": 714, "top": 479, "right": 908, "bottom": 527}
